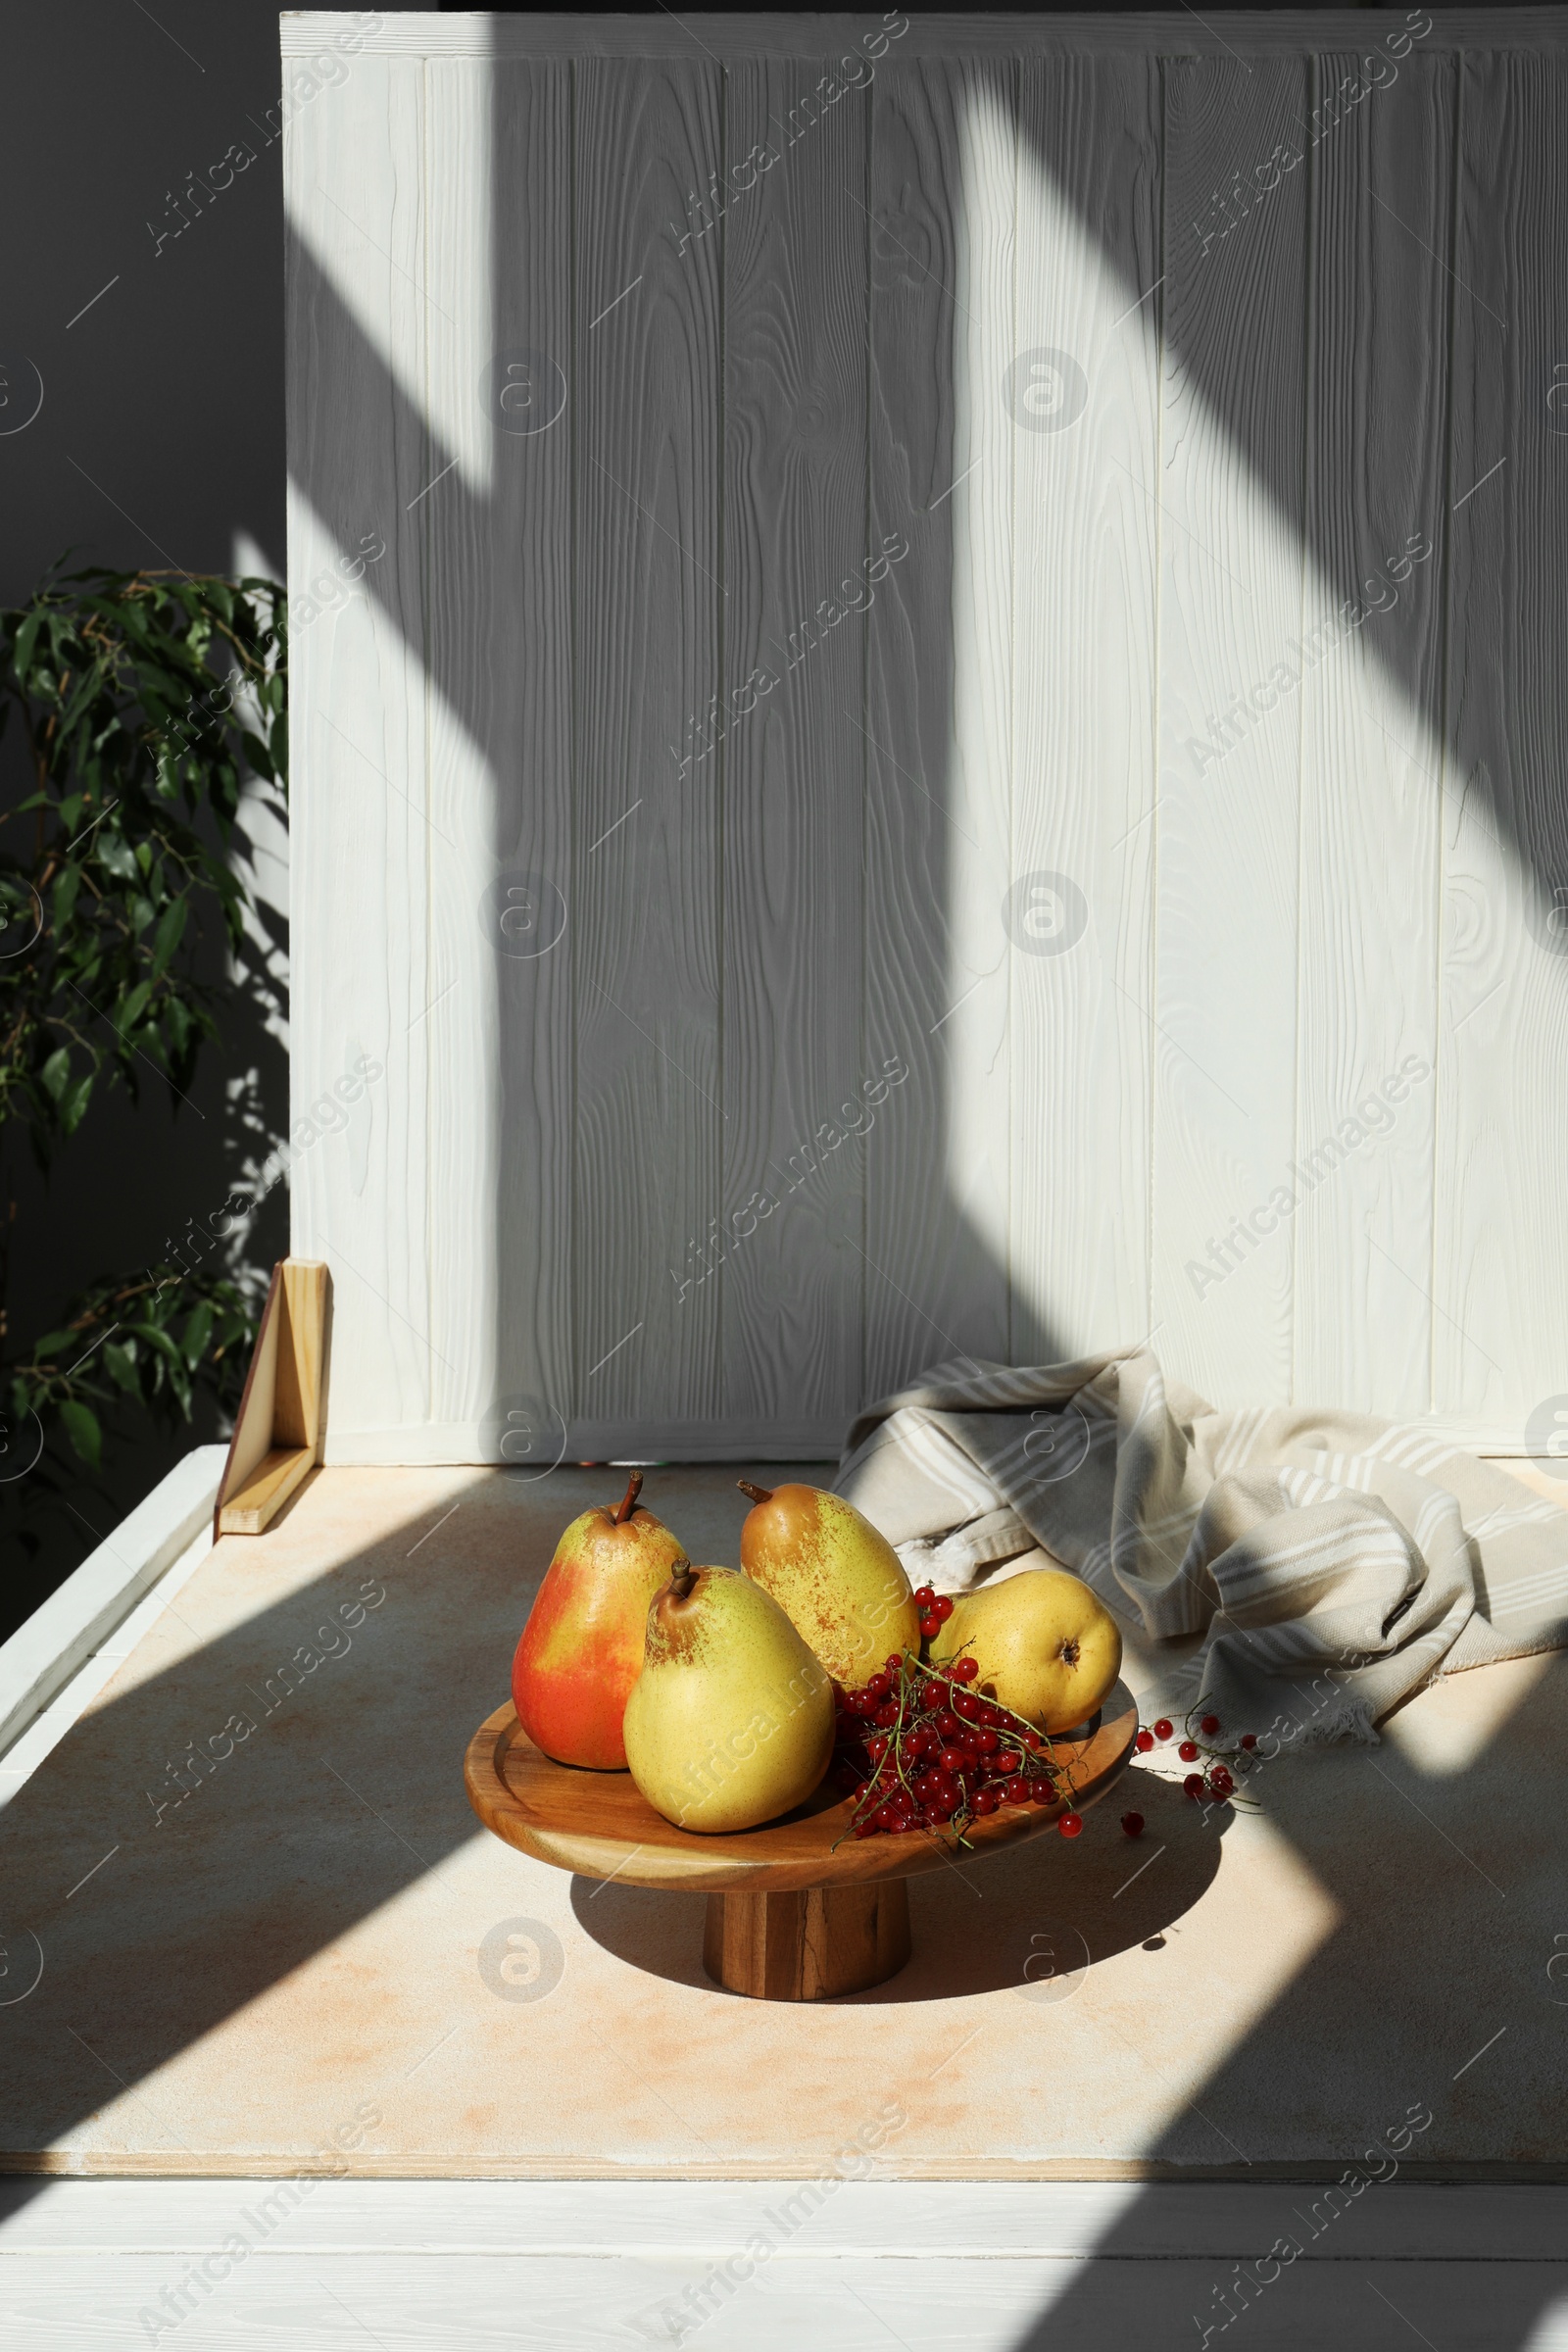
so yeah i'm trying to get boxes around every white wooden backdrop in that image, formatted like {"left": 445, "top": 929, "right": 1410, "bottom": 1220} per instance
{"left": 282, "top": 11, "right": 1568, "bottom": 1465}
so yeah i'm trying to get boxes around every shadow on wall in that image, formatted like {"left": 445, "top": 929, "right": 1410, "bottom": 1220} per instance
{"left": 285, "top": 26, "right": 1565, "bottom": 1474}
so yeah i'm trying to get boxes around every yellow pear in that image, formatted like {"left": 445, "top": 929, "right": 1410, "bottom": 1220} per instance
{"left": 622, "top": 1564, "right": 834, "bottom": 1833}
{"left": 736, "top": 1482, "right": 921, "bottom": 1688}
{"left": 930, "top": 1568, "right": 1122, "bottom": 1732}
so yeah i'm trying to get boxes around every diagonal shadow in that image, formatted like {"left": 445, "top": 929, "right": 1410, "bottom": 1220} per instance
{"left": 1, "top": 26, "right": 1563, "bottom": 2337}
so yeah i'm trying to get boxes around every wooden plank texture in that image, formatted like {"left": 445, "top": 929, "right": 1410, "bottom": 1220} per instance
{"left": 281, "top": 24, "right": 1568, "bottom": 1459}
{"left": 7, "top": 2175, "right": 1567, "bottom": 2256}
{"left": 285, "top": 55, "right": 433, "bottom": 1443}
{"left": 571, "top": 57, "right": 726, "bottom": 1443}
{"left": 1009, "top": 56, "right": 1161, "bottom": 1361}
{"left": 862, "top": 57, "right": 1015, "bottom": 1396}
{"left": 2, "top": 2248, "right": 1566, "bottom": 2351}
{"left": 1291, "top": 49, "right": 1451, "bottom": 1413}
{"left": 423, "top": 60, "right": 575, "bottom": 1461}
{"left": 284, "top": 14, "right": 1568, "bottom": 62}
{"left": 1151, "top": 54, "right": 1311, "bottom": 1410}
{"left": 716, "top": 53, "right": 870, "bottom": 1434}
{"left": 1435, "top": 50, "right": 1568, "bottom": 1433}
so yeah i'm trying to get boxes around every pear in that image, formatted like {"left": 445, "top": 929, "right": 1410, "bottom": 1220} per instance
{"left": 737, "top": 1481, "right": 921, "bottom": 1689}
{"left": 930, "top": 1567, "right": 1122, "bottom": 1732}
{"left": 513, "top": 1471, "right": 689, "bottom": 1770}
{"left": 622, "top": 1565, "right": 834, "bottom": 1833}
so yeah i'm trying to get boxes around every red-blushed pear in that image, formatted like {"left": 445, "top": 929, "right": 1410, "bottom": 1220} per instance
{"left": 512, "top": 1471, "right": 689, "bottom": 1770}
{"left": 930, "top": 1567, "right": 1122, "bottom": 1733}
{"left": 622, "top": 1564, "right": 834, "bottom": 1832}
{"left": 736, "top": 1481, "right": 921, "bottom": 1690}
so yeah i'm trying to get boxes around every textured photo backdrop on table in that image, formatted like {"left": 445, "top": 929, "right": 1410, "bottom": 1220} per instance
{"left": 282, "top": 12, "right": 1568, "bottom": 1464}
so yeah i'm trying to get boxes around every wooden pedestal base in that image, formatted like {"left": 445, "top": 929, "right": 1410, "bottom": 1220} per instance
{"left": 466, "top": 1690, "right": 1139, "bottom": 2004}
{"left": 703, "top": 1880, "right": 912, "bottom": 2001}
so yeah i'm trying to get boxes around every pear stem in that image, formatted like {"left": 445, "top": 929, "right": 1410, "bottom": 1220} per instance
{"left": 669, "top": 1562, "right": 699, "bottom": 1600}
{"left": 737, "top": 1480, "right": 773, "bottom": 1506}
{"left": 612, "top": 1469, "right": 644, "bottom": 1524}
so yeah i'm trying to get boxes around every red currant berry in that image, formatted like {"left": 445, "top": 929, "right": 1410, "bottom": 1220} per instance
{"left": 865, "top": 1734, "right": 889, "bottom": 1760}
{"left": 1004, "top": 1777, "right": 1031, "bottom": 1806}
{"left": 933, "top": 1711, "right": 959, "bottom": 1740}
{"left": 974, "top": 1727, "right": 999, "bottom": 1753}
{"left": 1178, "top": 1740, "right": 1199, "bottom": 1762}
{"left": 1030, "top": 1779, "right": 1055, "bottom": 1805}
{"left": 866, "top": 1672, "right": 890, "bottom": 1700}
{"left": 919, "top": 1805, "right": 948, "bottom": 1829}
{"left": 885, "top": 1655, "right": 905, "bottom": 1674}
{"left": 874, "top": 1703, "right": 900, "bottom": 1730}
{"left": 913, "top": 1585, "right": 935, "bottom": 1609}
{"left": 935, "top": 1593, "right": 955, "bottom": 1622}
{"left": 1121, "top": 1810, "right": 1146, "bottom": 1838}
{"left": 1058, "top": 1812, "right": 1083, "bottom": 1838}
{"left": 953, "top": 1656, "right": 979, "bottom": 1684}
{"left": 1183, "top": 1772, "right": 1205, "bottom": 1799}
{"left": 1135, "top": 1727, "right": 1154, "bottom": 1752}
{"left": 1200, "top": 1714, "right": 1220, "bottom": 1737}
{"left": 1208, "top": 1768, "right": 1234, "bottom": 1798}
{"left": 973, "top": 1787, "right": 1001, "bottom": 1816}
{"left": 919, "top": 1613, "right": 941, "bottom": 1640}
{"left": 1152, "top": 1718, "right": 1173, "bottom": 1741}
{"left": 1241, "top": 1733, "right": 1257, "bottom": 1750}
{"left": 853, "top": 1820, "right": 879, "bottom": 1838}
{"left": 952, "top": 1691, "right": 979, "bottom": 1721}
{"left": 939, "top": 1746, "right": 967, "bottom": 1774}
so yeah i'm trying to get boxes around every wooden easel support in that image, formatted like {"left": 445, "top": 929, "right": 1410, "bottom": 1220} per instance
{"left": 213, "top": 1259, "right": 329, "bottom": 1538}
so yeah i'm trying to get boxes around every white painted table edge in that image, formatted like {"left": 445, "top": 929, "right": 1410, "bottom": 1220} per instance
{"left": 0, "top": 1446, "right": 224, "bottom": 1766}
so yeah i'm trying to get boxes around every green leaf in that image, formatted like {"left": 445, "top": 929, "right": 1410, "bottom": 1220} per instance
{"left": 58, "top": 1073, "right": 94, "bottom": 1135}
{"left": 29, "top": 1329, "right": 79, "bottom": 1362}
{"left": 150, "top": 897, "right": 187, "bottom": 975}
{"left": 103, "top": 1342, "right": 141, "bottom": 1396}
{"left": 127, "top": 1321, "right": 183, "bottom": 1365}
{"left": 59, "top": 1398, "right": 102, "bottom": 1471}
{"left": 14, "top": 607, "right": 43, "bottom": 680}
{"left": 181, "top": 1300, "right": 215, "bottom": 1368}
{"left": 52, "top": 864, "right": 82, "bottom": 932}
{"left": 39, "top": 1048, "right": 72, "bottom": 1103}
{"left": 115, "top": 980, "right": 153, "bottom": 1036}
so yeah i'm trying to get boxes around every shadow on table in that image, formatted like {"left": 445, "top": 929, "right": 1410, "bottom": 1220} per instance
{"left": 569, "top": 1766, "right": 1226, "bottom": 2002}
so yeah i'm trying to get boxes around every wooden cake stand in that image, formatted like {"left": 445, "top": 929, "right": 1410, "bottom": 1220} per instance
{"left": 465, "top": 1682, "right": 1138, "bottom": 2001}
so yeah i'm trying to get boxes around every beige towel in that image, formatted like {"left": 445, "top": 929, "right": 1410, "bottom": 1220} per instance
{"left": 835, "top": 1349, "right": 1568, "bottom": 1742}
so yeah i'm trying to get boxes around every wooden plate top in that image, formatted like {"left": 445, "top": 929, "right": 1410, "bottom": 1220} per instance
{"left": 464, "top": 1683, "right": 1140, "bottom": 1894}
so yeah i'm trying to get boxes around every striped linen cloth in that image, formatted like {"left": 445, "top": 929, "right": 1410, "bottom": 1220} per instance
{"left": 834, "top": 1349, "right": 1568, "bottom": 1742}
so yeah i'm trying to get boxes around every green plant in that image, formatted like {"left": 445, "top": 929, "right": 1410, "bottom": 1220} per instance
{"left": 0, "top": 563, "right": 287, "bottom": 1501}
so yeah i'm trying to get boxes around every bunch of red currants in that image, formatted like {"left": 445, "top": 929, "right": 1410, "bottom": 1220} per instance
{"left": 832, "top": 1648, "right": 1065, "bottom": 1841}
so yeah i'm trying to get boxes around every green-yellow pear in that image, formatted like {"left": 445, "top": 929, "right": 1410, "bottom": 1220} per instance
{"left": 622, "top": 1565, "right": 834, "bottom": 1833}
{"left": 736, "top": 1482, "right": 921, "bottom": 1689}
{"left": 930, "top": 1568, "right": 1122, "bottom": 1732}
